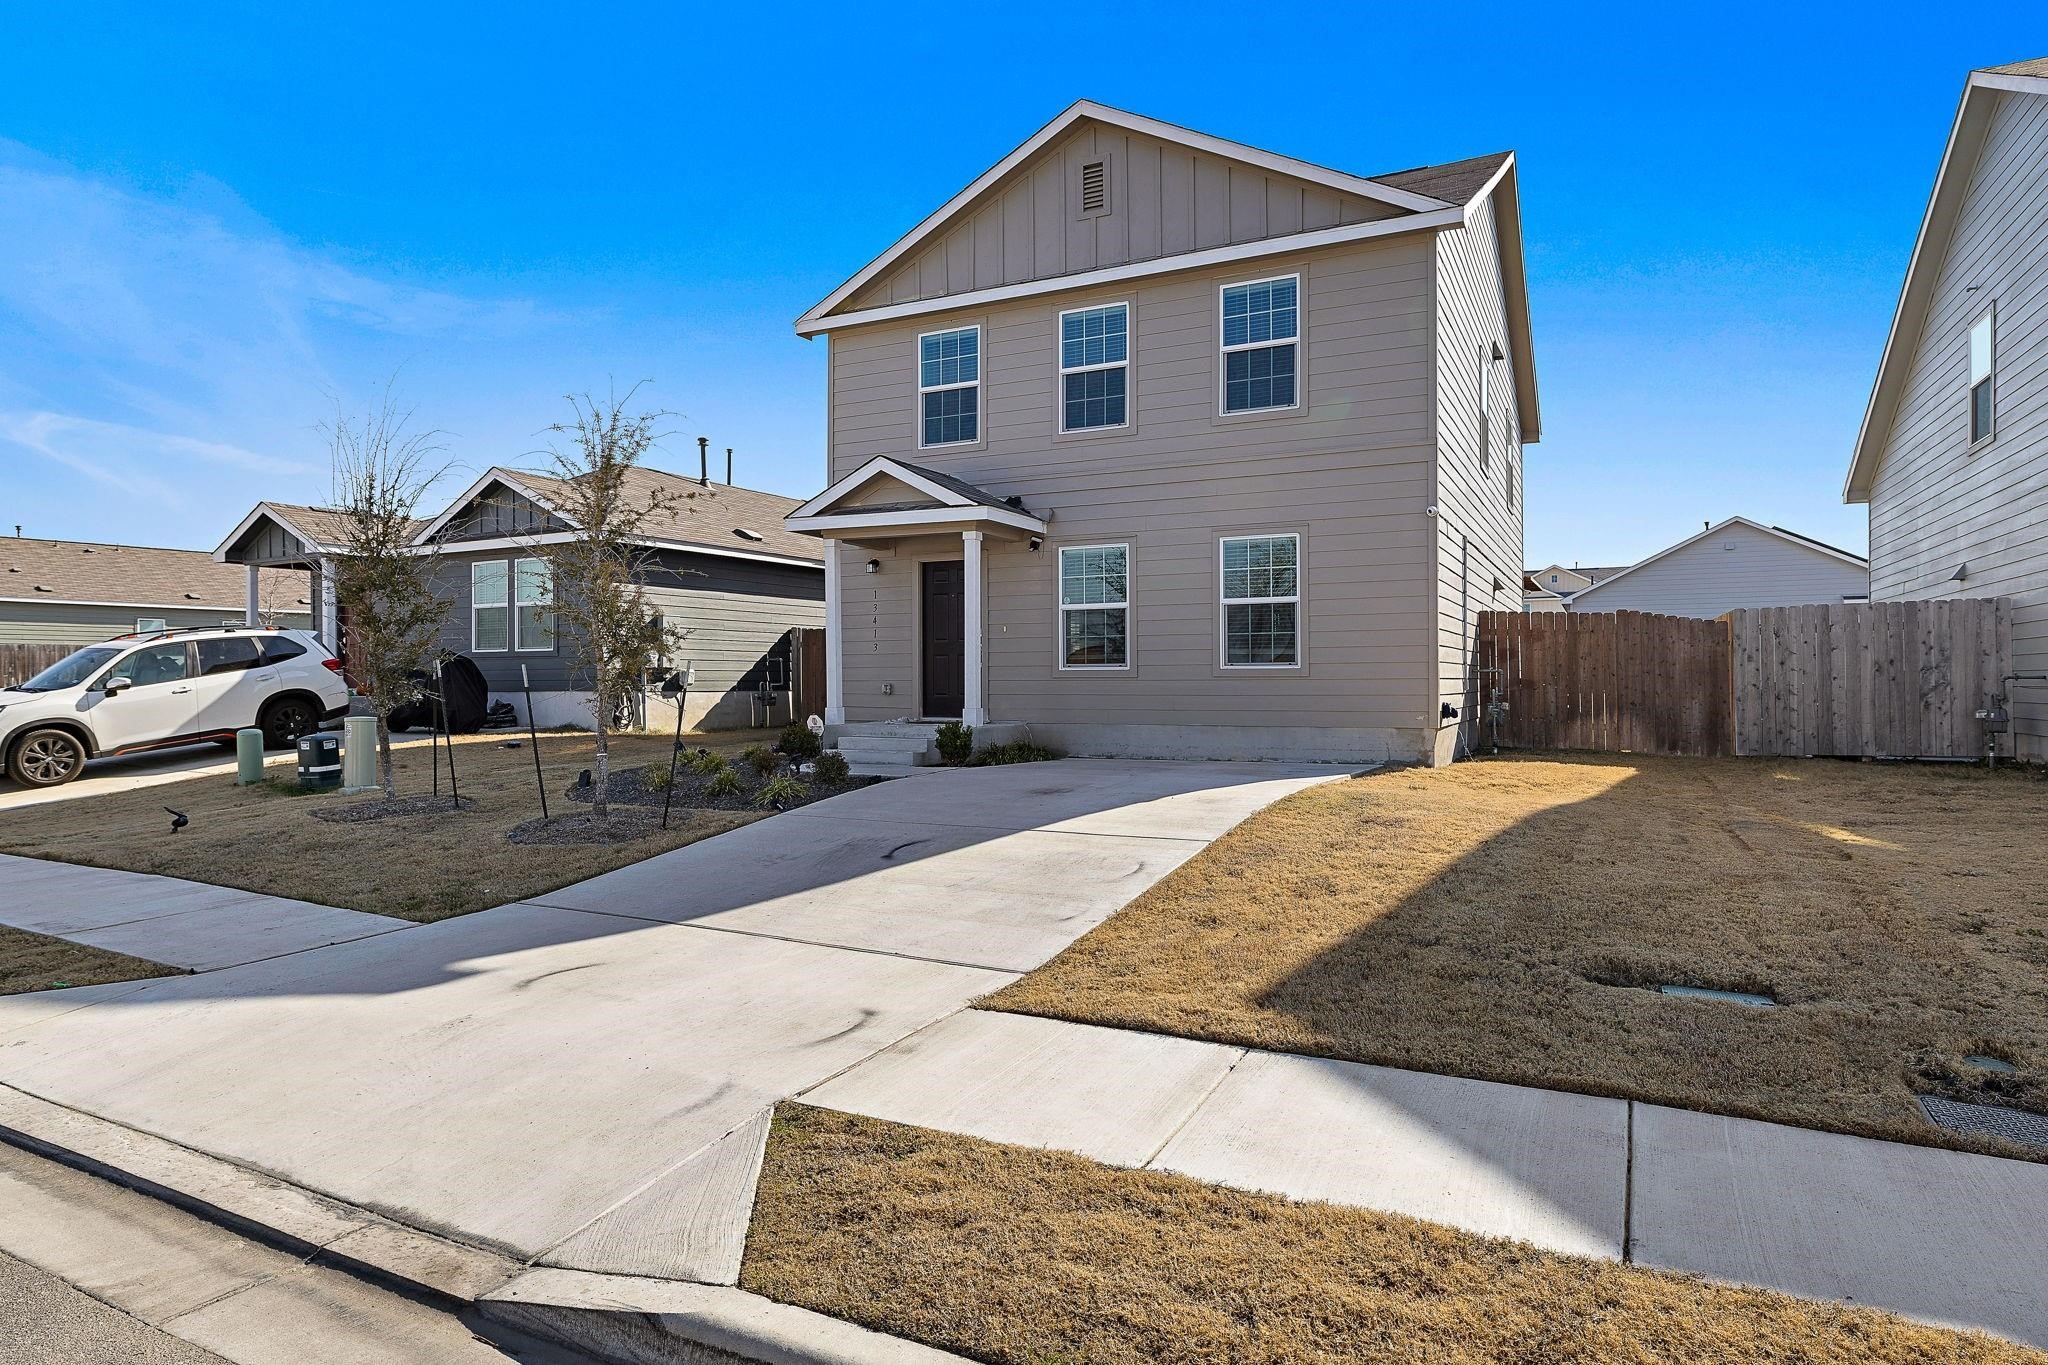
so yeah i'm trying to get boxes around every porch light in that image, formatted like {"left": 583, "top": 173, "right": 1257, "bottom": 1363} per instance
{"left": 865, "top": 559, "right": 880, "bottom": 574}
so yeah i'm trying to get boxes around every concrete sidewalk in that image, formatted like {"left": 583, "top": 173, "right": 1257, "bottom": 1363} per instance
{"left": 803, "top": 1009, "right": 2048, "bottom": 1349}
{"left": 0, "top": 853, "right": 410, "bottom": 971}
{"left": 0, "top": 760, "right": 1341, "bottom": 1297}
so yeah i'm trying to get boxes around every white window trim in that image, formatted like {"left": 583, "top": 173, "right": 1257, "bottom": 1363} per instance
{"left": 917, "top": 324, "right": 982, "bottom": 449}
{"left": 1057, "top": 302, "right": 1131, "bottom": 434}
{"left": 1217, "top": 272, "right": 1302, "bottom": 416}
{"left": 513, "top": 556, "right": 554, "bottom": 652}
{"left": 1056, "top": 541, "right": 1132, "bottom": 672}
{"left": 1218, "top": 532, "right": 1302, "bottom": 670}
{"left": 471, "top": 560, "right": 509, "bottom": 653}
{"left": 1968, "top": 304, "right": 1996, "bottom": 449}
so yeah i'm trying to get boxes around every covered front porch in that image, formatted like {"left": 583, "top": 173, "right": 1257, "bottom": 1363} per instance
{"left": 212, "top": 503, "right": 352, "bottom": 654}
{"left": 786, "top": 457, "right": 1048, "bottom": 733}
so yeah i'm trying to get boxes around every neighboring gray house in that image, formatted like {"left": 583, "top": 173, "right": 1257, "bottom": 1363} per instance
{"left": 0, "top": 536, "right": 310, "bottom": 647}
{"left": 1563, "top": 519, "right": 1868, "bottom": 618}
{"left": 785, "top": 101, "right": 1538, "bottom": 766}
{"left": 1846, "top": 57, "right": 2048, "bottom": 760}
{"left": 217, "top": 467, "right": 824, "bottom": 731}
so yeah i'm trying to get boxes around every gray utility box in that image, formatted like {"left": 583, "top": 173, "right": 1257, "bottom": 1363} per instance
{"left": 296, "top": 733, "right": 342, "bottom": 790}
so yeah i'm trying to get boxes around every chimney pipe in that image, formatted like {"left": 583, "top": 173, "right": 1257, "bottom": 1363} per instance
{"left": 725, "top": 447, "right": 733, "bottom": 485}
{"left": 696, "top": 436, "right": 709, "bottom": 487}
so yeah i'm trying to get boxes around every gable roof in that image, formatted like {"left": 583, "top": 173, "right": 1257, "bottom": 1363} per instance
{"left": 786, "top": 456, "right": 1046, "bottom": 535}
{"left": 429, "top": 465, "right": 822, "bottom": 566}
{"left": 3, "top": 537, "right": 307, "bottom": 611}
{"left": 1569, "top": 518, "right": 1867, "bottom": 606}
{"left": 1844, "top": 59, "right": 2048, "bottom": 502}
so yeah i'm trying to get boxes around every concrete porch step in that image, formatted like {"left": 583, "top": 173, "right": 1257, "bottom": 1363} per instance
{"left": 835, "top": 734, "right": 938, "bottom": 757}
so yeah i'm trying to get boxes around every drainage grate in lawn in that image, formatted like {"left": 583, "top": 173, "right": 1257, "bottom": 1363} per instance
{"left": 1657, "top": 984, "right": 1775, "bottom": 1008}
{"left": 1963, "top": 1054, "right": 2019, "bottom": 1074}
{"left": 1918, "top": 1096, "right": 2048, "bottom": 1149}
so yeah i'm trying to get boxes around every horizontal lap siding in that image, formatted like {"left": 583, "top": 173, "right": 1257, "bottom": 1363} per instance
{"left": 0, "top": 602, "right": 313, "bottom": 645}
{"left": 1568, "top": 522, "right": 1870, "bottom": 618}
{"left": 1867, "top": 88, "right": 2048, "bottom": 756}
{"left": 1431, "top": 194, "right": 1526, "bottom": 761}
{"left": 831, "top": 235, "right": 1439, "bottom": 740}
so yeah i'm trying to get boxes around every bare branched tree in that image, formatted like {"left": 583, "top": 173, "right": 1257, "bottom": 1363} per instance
{"left": 530, "top": 387, "right": 690, "bottom": 818}
{"left": 328, "top": 390, "right": 450, "bottom": 798}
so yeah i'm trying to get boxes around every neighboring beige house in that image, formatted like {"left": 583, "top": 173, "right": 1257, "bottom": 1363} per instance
{"left": 1565, "top": 518, "right": 1868, "bottom": 618}
{"left": 1846, "top": 57, "right": 2048, "bottom": 760}
{"left": 0, "top": 536, "right": 309, "bottom": 648}
{"left": 785, "top": 101, "right": 1537, "bottom": 766}
{"left": 1521, "top": 562, "right": 1621, "bottom": 612}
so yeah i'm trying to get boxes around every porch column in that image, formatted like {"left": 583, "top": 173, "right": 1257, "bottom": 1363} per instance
{"left": 244, "top": 564, "right": 260, "bottom": 626}
{"left": 822, "top": 540, "right": 845, "bottom": 725}
{"left": 962, "top": 529, "right": 987, "bottom": 726}
{"left": 318, "top": 557, "right": 339, "bottom": 652}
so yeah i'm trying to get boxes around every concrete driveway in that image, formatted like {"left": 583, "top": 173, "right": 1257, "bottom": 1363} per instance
{"left": 0, "top": 759, "right": 1341, "bottom": 1281}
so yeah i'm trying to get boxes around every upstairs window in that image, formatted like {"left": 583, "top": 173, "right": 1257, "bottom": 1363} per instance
{"left": 472, "top": 560, "right": 509, "bottom": 652}
{"left": 1220, "top": 533, "right": 1300, "bottom": 667}
{"left": 1221, "top": 275, "right": 1299, "bottom": 413}
{"left": 919, "top": 326, "right": 980, "bottom": 447}
{"left": 514, "top": 556, "right": 554, "bottom": 651}
{"left": 1060, "top": 303, "right": 1129, "bottom": 431}
{"left": 1058, "top": 543, "right": 1130, "bottom": 669}
{"left": 1969, "top": 307, "right": 1995, "bottom": 445}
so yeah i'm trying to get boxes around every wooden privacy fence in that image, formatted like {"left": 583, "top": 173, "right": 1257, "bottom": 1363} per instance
{"left": 0, "top": 643, "right": 72, "bottom": 685}
{"left": 1727, "top": 598, "right": 2010, "bottom": 759}
{"left": 1478, "top": 611, "right": 1733, "bottom": 756}
{"left": 1475, "top": 599, "right": 2013, "bottom": 760}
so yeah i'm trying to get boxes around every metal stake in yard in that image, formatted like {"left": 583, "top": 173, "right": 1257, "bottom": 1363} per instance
{"left": 658, "top": 663, "right": 692, "bottom": 831}
{"left": 523, "top": 663, "right": 548, "bottom": 820}
{"left": 435, "top": 657, "right": 460, "bottom": 807}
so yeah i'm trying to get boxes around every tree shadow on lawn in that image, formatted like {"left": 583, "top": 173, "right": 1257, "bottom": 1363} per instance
{"left": 993, "top": 753, "right": 2048, "bottom": 1162}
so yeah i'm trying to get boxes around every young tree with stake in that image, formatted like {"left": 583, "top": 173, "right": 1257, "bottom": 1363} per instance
{"left": 530, "top": 389, "right": 689, "bottom": 819}
{"left": 328, "top": 394, "right": 449, "bottom": 799}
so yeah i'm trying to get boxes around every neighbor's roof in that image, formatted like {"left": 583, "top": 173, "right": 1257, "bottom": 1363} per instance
{"left": 487, "top": 466, "right": 822, "bottom": 565}
{"left": 1844, "top": 58, "right": 2048, "bottom": 501}
{"left": 0, "top": 537, "right": 308, "bottom": 611}
{"left": 1569, "top": 518, "right": 1868, "bottom": 606}
{"left": 793, "top": 101, "right": 1538, "bottom": 439}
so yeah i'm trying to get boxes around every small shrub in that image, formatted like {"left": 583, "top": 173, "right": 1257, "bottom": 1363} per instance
{"left": 777, "top": 721, "right": 823, "bottom": 760}
{"left": 706, "top": 767, "right": 746, "bottom": 799}
{"left": 935, "top": 721, "right": 973, "bottom": 765}
{"left": 757, "top": 775, "right": 807, "bottom": 808}
{"left": 689, "top": 749, "right": 730, "bottom": 776}
{"left": 966, "top": 740, "right": 1062, "bottom": 767}
{"left": 813, "top": 750, "right": 851, "bottom": 783}
{"left": 644, "top": 763, "right": 675, "bottom": 791}
{"left": 742, "top": 744, "right": 780, "bottom": 778}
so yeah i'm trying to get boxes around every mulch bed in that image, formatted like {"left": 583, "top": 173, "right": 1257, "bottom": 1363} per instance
{"left": 312, "top": 794, "right": 477, "bottom": 823}
{"left": 566, "top": 759, "right": 878, "bottom": 814}
{"left": 506, "top": 807, "right": 667, "bottom": 845}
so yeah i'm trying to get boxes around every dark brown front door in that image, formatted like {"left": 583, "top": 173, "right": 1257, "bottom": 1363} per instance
{"left": 920, "top": 560, "right": 965, "bottom": 719}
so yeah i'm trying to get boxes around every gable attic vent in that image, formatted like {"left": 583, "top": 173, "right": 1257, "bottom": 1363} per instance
{"left": 1079, "top": 159, "right": 1107, "bottom": 215}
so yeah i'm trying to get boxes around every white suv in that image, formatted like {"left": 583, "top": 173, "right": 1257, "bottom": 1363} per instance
{"left": 0, "top": 627, "right": 351, "bottom": 788}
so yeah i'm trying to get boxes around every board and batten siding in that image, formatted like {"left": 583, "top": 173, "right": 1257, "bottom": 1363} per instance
{"left": 1429, "top": 191, "right": 1526, "bottom": 762}
{"left": 829, "top": 232, "right": 1443, "bottom": 758}
{"left": 1569, "top": 523, "right": 1869, "bottom": 619}
{"left": 848, "top": 123, "right": 1403, "bottom": 311}
{"left": 1866, "top": 85, "right": 2048, "bottom": 757}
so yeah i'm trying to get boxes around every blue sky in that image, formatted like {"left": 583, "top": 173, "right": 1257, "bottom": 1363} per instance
{"left": 3, "top": 5, "right": 2045, "bottom": 568}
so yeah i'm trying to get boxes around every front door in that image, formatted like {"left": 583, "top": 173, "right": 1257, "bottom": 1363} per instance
{"left": 920, "top": 560, "right": 965, "bottom": 719}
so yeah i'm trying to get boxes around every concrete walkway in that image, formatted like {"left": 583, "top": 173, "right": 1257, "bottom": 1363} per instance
{"left": 0, "top": 761, "right": 1341, "bottom": 1293}
{"left": 803, "top": 1008, "right": 2048, "bottom": 1349}
{"left": 0, "top": 853, "right": 410, "bottom": 971}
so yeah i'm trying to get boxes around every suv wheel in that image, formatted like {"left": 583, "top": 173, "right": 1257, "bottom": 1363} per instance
{"left": 259, "top": 697, "right": 319, "bottom": 750}
{"left": 9, "top": 728, "right": 87, "bottom": 788}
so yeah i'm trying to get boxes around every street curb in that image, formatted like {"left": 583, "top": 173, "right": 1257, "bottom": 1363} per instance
{"left": 479, "top": 1268, "right": 974, "bottom": 1365}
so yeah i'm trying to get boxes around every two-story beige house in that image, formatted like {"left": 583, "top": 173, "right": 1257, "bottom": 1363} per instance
{"left": 785, "top": 102, "right": 1537, "bottom": 767}
{"left": 1846, "top": 58, "right": 2048, "bottom": 760}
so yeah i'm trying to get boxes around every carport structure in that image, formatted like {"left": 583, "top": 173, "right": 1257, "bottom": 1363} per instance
{"left": 212, "top": 503, "right": 357, "bottom": 653}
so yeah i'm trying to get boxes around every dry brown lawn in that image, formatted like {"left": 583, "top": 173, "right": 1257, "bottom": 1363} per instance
{"left": 0, "top": 730, "right": 773, "bottom": 922}
{"left": 744, "top": 1104, "right": 2041, "bottom": 1365}
{"left": 0, "top": 925, "right": 175, "bottom": 996}
{"left": 990, "top": 753, "right": 2048, "bottom": 1160}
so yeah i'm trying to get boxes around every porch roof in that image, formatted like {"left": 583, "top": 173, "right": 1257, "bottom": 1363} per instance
{"left": 784, "top": 457, "right": 1048, "bottom": 539}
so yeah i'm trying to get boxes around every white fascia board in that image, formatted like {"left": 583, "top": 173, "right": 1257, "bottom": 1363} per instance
{"left": 797, "top": 207, "right": 1466, "bottom": 338}
{"left": 785, "top": 505, "right": 1047, "bottom": 536}
{"left": 210, "top": 502, "right": 341, "bottom": 561}
{"left": 411, "top": 467, "right": 571, "bottom": 546}
{"left": 795, "top": 99, "right": 1452, "bottom": 332}
{"left": 1471, "top": 155, "right": 1541, "bottom": 444}
{"left": 788, "top": 456, "right": 978, "bottom": 518}
{"left": 408, "top": 530, "right": 820, "bottom": 570}
{"left": 0, "top": 596, "right": 255, "bottom": 611}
